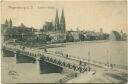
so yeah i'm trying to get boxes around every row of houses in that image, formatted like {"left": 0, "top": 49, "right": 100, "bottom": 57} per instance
{"left": 36, "top": 30, "right": 109, "bottom": 43}
{"left": 2, "top": 27, "right": 109, "bottom": 44}
{"left": 66, "top": 30, "right": 109, "bottom": 41}
{"left": 40, "top": 30, "right": 127, "bottom": 43}
{"left": 2, "top": 20, "right": 127, "bottom": 45}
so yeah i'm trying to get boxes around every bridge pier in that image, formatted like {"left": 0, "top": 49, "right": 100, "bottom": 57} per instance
{"left": 15, "top": 53, "right": 35, "bottom": 63}
{"left": 38, "top": 59, "right": 63, "bottom": 74}
{"left": 2, "top": 49, "right": 14, "bottom": 57}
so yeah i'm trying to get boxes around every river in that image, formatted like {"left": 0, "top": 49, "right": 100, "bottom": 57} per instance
{"left": 49, "top": 40, "right": 127, "bottom": 66}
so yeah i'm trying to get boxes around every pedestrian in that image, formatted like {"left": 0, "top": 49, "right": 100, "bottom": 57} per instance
{"left": 44, "top": 48, "right": 47, "bottom": 52}
{"left": 66, "top": 54, "right": 68, "bottom": 58}
{"left": 79, "top": 60, "right": 82, "bottom": 65}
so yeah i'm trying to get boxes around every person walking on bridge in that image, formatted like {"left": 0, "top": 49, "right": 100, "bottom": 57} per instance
{"left": 44, "top": 48, "right": 47, "bottom": 52}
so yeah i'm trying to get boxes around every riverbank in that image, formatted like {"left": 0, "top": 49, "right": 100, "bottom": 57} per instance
{"left": 6, "top": 40, "right": 111, "bottom": 48}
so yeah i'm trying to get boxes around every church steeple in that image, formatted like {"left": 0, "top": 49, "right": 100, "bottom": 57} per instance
{"left": 54, "top": 9, "right": 59, "bottom": 31}
{"left": 60, "top": 9, "right": 66, "bottom": 32}
{"left": 5, "top": 19, "right": 8, "bottom": 27}
{"left": 9, "top": 18, "right": 12, "bottom": 28}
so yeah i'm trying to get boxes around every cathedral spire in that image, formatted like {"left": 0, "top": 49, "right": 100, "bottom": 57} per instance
{"left": 5, "top": 19, "right": 8, "bottom": 27}
{"left": 60, "top": 9, "right": 66, "bottom": 32}
{"left": 9, "top": 18, "right": 12, "bottom": 28}
{"left": 54, "top": 9, "right": 59, "bottom": 31}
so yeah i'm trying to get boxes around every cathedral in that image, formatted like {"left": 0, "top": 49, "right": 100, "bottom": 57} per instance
{"left": 42, "top": 9, "right": 66, "bottom": 33}
{"left": 4, "top": 19, "right": 13, "bottom": 28}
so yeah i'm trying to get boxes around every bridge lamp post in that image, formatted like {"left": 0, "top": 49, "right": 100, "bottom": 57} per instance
{"left": 88, "top": 50, "right": 91, "bottom": 71}
{"left": 88, "top": 50, "right": 90, "bottom": 64}
{"left": 106, "top": 49, "right": 111, "bottom": 71}
{"left": 106, "top": 49, "right": 108, "bottom": 69}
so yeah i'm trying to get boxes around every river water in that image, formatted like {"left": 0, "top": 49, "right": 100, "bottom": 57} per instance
{"left": 2, "top": 40, "right": 127, "bottom": 83}
{"left": 49, "top": 40, "right": 127, "bottom": 66}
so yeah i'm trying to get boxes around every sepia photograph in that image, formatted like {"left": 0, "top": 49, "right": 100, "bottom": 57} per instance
{"left": 1, "top": 1, "right": 128, "bottom": 83}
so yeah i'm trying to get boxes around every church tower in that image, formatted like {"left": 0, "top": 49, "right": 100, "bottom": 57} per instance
{"left": 8, "top": 18, "right": 12, "bottom": 28}
{"left": 60, "top": 9, "right": 66, "bottom": 32}
{"left": 54, "top": 9, "right": 59, "bottom": 31}
{"left": 5, "top": 19, "right": 8, "bottom": 27}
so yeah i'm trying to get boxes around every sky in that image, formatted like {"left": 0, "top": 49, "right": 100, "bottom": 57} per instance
{"left": 1, "top": 1, "right": 127, "bottom": 33}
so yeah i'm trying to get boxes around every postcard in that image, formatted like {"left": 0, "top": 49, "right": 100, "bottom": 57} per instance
{"left": 1, "top": 1, "right": 127, "bottom": 83}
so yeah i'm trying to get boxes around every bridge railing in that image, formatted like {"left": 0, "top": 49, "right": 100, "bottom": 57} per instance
{"left": 48, "top": 50, "right": 128, "bottom": 71}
